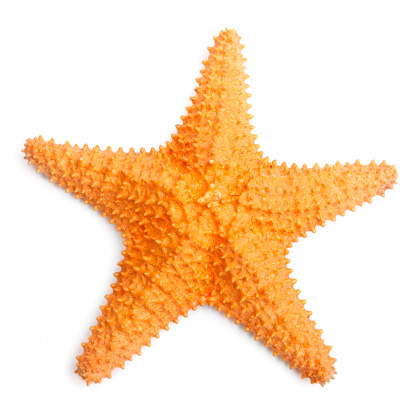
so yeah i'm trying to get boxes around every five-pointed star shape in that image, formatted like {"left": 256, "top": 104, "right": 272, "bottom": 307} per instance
{"left": 23, "top": 29, "right": 397, "bottom": 386}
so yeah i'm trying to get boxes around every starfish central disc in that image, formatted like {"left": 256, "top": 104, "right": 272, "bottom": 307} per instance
{"left": 23, "top": 28, "right": 397, "bottom": 386}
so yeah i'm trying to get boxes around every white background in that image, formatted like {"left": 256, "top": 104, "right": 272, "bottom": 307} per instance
{"left": 1, "top": 1, "right": 413, "bottom": 413}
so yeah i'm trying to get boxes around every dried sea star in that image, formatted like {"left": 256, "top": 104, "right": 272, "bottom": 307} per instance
{"left": 23, "top": 29, "right": 397, "bottom": 385}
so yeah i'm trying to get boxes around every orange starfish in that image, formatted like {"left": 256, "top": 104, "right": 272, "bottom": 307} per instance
{"left": 23, "top": 29, "right": 397, "bottom": 386}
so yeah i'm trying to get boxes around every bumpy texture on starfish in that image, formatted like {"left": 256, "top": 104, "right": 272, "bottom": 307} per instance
{"left": 23, "top": 29, "right": 397, "bottom": 386}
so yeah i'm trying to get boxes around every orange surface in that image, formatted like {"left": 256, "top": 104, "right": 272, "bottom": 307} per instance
{"left": 23, "top": 29, "right": 397, "bottom": 386}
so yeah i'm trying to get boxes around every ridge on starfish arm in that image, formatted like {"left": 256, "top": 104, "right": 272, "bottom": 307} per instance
{"left": 23, "top": 28, "right": 397, "bottom": 386}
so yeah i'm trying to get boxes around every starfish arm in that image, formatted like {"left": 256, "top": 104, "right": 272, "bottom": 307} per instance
{"left": 282, "top": 161, "right": 397, "bottom": 237}
{"left": 75, "top": 246, "right": 200, "bottom": 385}
{"left": 23, "top": 136, "right": 169, "bottom": 212}
{"left": 215, "top": 250, "right": 335, "bottom": 385}
{"left": 166, "top": 29, "right": 262, "bottom": 171}
{"left": 242, "top": 161, "right": 397, "bottom": 240}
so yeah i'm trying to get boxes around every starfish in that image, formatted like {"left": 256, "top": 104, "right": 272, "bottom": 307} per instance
{"left": 23, "top": 29, "right": 397, "bottom": 386}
